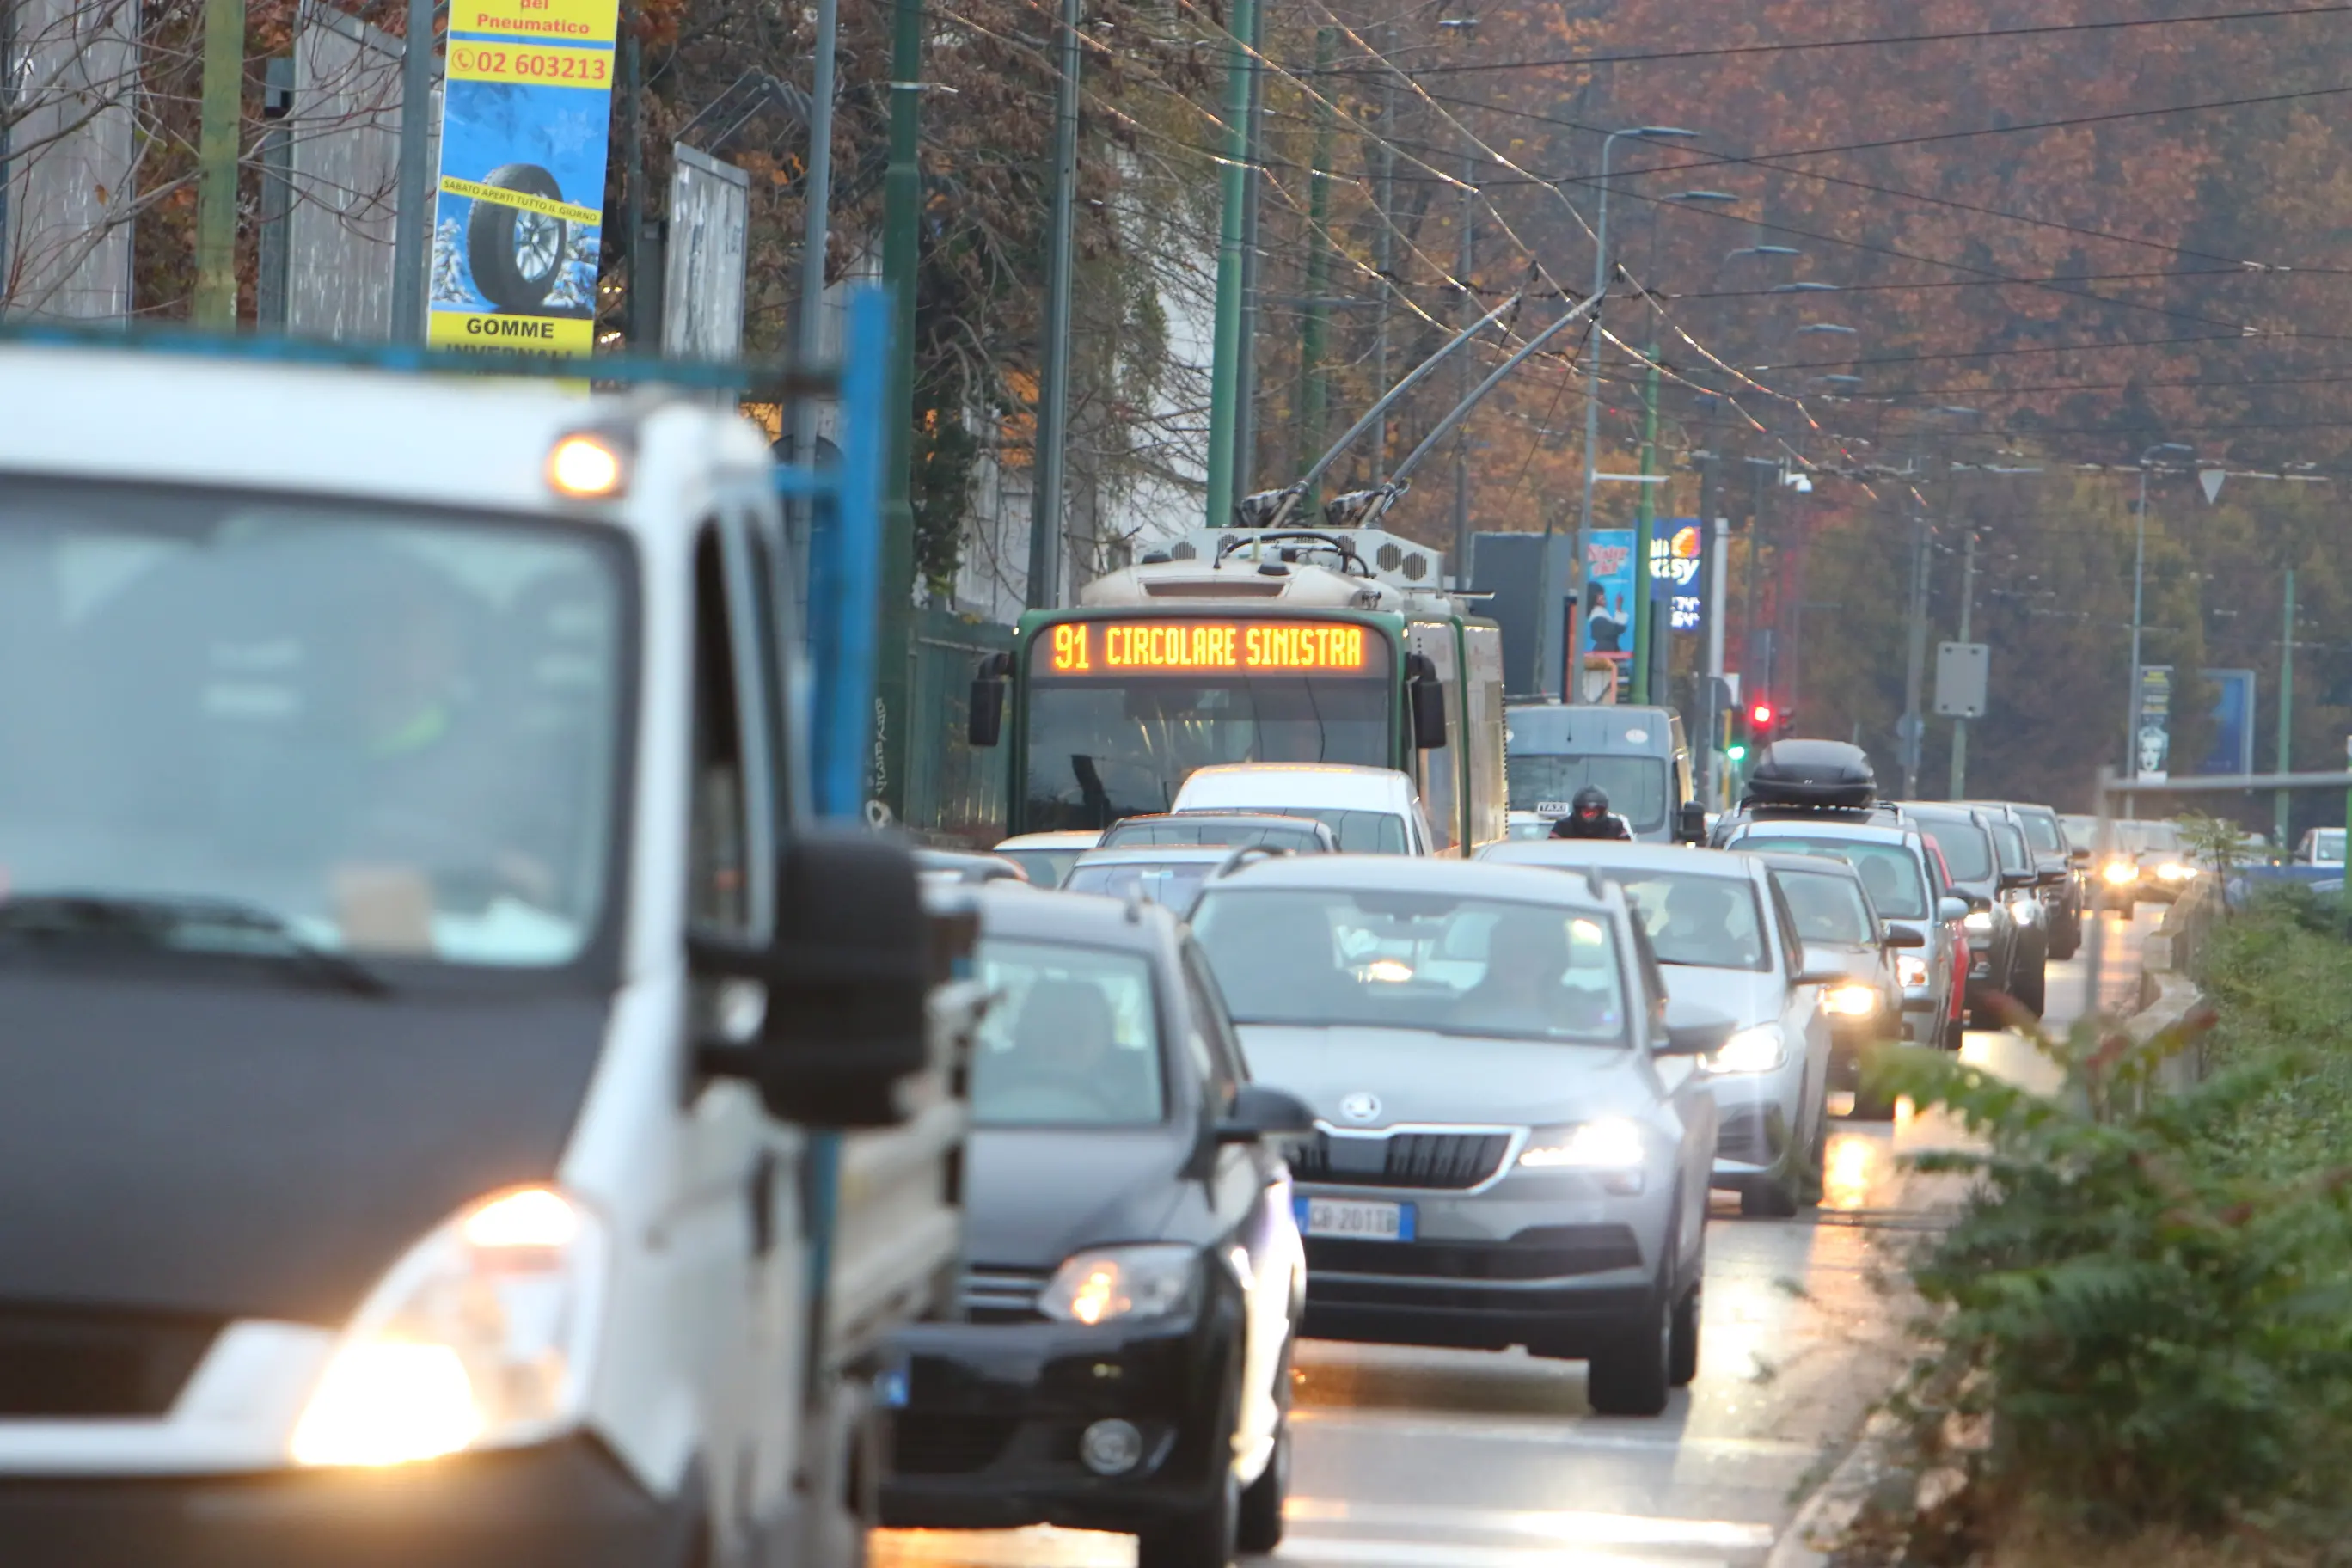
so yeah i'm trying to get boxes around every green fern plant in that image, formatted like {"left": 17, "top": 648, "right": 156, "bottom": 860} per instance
{"left": 1866, "top": 996, "right": 2352, "bottom": 1546}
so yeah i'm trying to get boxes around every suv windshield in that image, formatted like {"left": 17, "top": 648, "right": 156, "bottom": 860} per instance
{"left": 971, "top": 940, "right": 1165, "bottom": 1126}
{"left": 1101, "top": 816, "right": 1329, "bottom": 852}
{"left": 1916, "top": 820, "right": 1994, "bottom": 883}
{"left": 0, "top": 481, "right": 628, "bottom": 968}
{"left": 1185, "top": 805, "right": 1406, "bottom": 853}
{"left": 1507, "top": 755, "right": 1669, "bottom": 834}
{"left": 1601, "top": 871, "right": 1770, "bottom": 971}
{"left": 2016, "top": 810, "right": 2062, "bottom": 854}
{"left": 1735, "top": 832, "right": 1931, "bottom": 919}
{"left": 1777, "top": 868, "right": 1877, "bottom": 946}
{"left": 1193, "top": 888, "right": 1626, "bottom": 1044}
{"left": 1063, "top": 857, "right": 1217, "bottom": 914}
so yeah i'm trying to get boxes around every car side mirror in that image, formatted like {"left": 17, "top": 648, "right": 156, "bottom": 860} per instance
{"left": 2068, "top": 846, "right": 2091, "bottom": 863}
{"left": 2037, "top": 867, "right": 2067, "bottom": 887}
{"left": 966, "top": 652, "right": 1011, "bottom": 748}
{"left": 1675, "top": 801, "right": 1707, "bottom": 844}
{"left": 1937, "top": 896, "right": 1970, "bottom": 922}
{"left": 1657, "top": 1000, "right": 1735, "bottom": 1057}
{"left": 1795, "top": 948, "right": 1847, "bottom": 987}
{"left": 1998, "top": 870, "right": 2037, "bottom": 892}
{"left": 689, "top": 829, "right": 935, "bottom": 1128}
{"left": 1881, "top": 924, "right": 1926, "bottom": 950}
{"left": 1216, "top": 1083, "right": 1317, "bottom": 1144}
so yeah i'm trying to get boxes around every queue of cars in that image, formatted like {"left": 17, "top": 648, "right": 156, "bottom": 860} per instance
{"left": 895, "top": 739, "right": 2110, "bottom": 1565}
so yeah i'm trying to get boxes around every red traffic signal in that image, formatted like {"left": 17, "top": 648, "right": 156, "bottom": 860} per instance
{"left": 1749, "top": 701, "right": 1777, "bottom": 730}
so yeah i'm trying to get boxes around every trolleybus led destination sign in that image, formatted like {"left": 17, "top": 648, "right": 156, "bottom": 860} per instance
{"left": 1032, "top": 620, "right": 1381, "bottom": 677}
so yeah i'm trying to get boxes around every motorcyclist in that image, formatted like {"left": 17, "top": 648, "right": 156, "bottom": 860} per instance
{"left": 1549, "top": 785, "right": 1633, "bottom": 842}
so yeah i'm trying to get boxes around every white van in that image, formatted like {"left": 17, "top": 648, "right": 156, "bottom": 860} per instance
{"left": 1170, "top": 763, "right": 1437, "bottom": 854}
{"left": 0, "top": 343, "right": 968, "bottom": 1565}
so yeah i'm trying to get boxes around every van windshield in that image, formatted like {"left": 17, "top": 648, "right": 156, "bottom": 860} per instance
{"left": 1180, "top": 805, "right": 1405, "bottom": 853}
{"left": 1508, "top": 755, "right": 1669, "bottom": 833}
{"left": 0, "top": 481, "right": 629, "bottom": 969}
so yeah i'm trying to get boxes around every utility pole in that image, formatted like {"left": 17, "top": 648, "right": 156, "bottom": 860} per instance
{"left": 1202, "top": 0, "right": 1260, "bottom": 529}
{"left": 622, "top": 32, "right": 645, "bottom": 340}
{"left": 1899, "top": 500, "right": 1932, "bottom": 799}
{"left": 787, "top": 0, "right": 841, "bottom": 600}
{"left": 1229, "top": 0, "right": 1267, "bottom": 499}
{"left": 1026, "top": 0, "right": 1080, "bottom": 609}
{"left": 193, "top": 0, "right": 248, "bottom": 327}
{"left": 389, "top": 0, "right": 436, "bottom": 340}
{"left": 874, "top": 0, "right": 925, "bottom": 821}
{"left": 1949, "top": 527, "right": 1977, "bottom": 799}
{"left": 2276, "top": 567, "right": 2297, "bottom": 847}
{"left": 1629, "top": 349, "right": 1661, "bottom": 703}
{"left": 1369, "top": 26, "right": 1397, "bottom": 477}
{"left": 1450, "top": 138, "right": 1474, "bottom": 590}
{"left": 1299, "top": 25, "right": 1335, "bottom": 517}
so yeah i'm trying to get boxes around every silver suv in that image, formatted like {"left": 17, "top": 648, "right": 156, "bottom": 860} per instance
{"left": 1189, "top": 857, "right": 1729, "bottom": 1417}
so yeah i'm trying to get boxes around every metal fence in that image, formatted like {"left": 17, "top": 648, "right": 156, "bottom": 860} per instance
{"left": 903, "top": 609, "right": 1013, "bottom": 847}
{"left": 1, "top": 0, "right": 138, "bottom": 318}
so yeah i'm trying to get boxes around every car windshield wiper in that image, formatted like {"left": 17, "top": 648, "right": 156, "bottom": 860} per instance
{"left": 0, "top": 893, "right": 391, "bottom": 996}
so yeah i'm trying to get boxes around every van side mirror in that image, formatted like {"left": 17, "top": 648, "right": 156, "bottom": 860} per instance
{"left": 1215, "top": 1084, "right": 1317, "bottom": 1145}
{"left": 1882, "top": 924, "right": 1926, "bottom": 949}
{"left": 1675, "top": 801, "right": 1707, "bottom": 844}
{"left": 689, "top": 829, "right": 935, "bottom": 1128}
{"left": 967, "top": 652, "right": 1011, "bottom": 748}
{"left": 1937, "top": 896, "right": 1970, "bottom": 922}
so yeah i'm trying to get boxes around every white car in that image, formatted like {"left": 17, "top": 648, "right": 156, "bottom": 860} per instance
{"left": 1479, "top": 840, "right": 1839, "bottom": 1217}
{"left": 990, "top": 829, "right": 1101, "bottom": 888}
{"left": 1171, "top": 763, "right": 1436, "bottom": 855}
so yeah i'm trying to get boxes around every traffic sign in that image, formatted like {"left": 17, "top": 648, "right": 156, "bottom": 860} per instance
{"left": 1934, "top": 641, "right": 1989, "bottom": 718}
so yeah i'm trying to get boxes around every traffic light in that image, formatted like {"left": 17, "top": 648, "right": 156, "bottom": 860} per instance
{"left": 1749, "top": 700, "right": 1777, "bottom": 732}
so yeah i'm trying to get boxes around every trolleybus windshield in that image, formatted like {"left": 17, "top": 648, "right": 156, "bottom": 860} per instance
{"left": 1021, "top": 618, "right": 1394, "bottom": 830}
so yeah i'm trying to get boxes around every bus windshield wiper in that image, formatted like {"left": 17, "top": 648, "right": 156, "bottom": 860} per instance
{"left": 0, "top": 892, "right": 392, "bottom": 996}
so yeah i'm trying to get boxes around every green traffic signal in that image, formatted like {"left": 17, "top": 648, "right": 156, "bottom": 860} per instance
{"left": 1726, "top": 742, "right": 1749, "bottom": 762}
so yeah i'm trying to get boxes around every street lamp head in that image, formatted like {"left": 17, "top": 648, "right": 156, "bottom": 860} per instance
{"left": 1932, "top": 405, "right": 1981, "bottom": 417}
{"left": 1770, "top": 281, "right": 1838, "bottom": 292}
{"left": 2139, "top": 441, "right": 2193, "bottom": 463}
{"left": 1727, "top": 245, "right": 1801, "bottom": 260}
{"left": 1628, "top": 126, "right": 1701, "bottom": 139}
{"left": 1663, "top": 189, "right": 1738, "bottom": 204}
{"left": 1795, "top": 322, "right": 1859, "bottom": 335}
{"left": 1818, "top": 374, "right": 1865, "bottom": 385}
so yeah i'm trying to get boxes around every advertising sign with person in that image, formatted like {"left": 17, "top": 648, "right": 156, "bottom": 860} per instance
{"left": 428, "top": 0, "right": 621, "bottom": 358}
{"left": 1581, "top": 530, "right": 1635, "bottom": 689}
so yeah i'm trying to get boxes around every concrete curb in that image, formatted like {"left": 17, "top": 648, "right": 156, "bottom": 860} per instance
{"left": 1764, "top": 1412, "right": 1904, "bottom": 1568}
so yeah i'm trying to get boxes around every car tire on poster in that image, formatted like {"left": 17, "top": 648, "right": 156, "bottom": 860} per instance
{"left": 467, "top": 162, "right": 571, "bottom": 313}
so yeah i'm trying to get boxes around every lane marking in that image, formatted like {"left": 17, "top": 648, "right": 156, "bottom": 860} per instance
{"left": 1286, "top": 1498, "right": 1776, "bottom": 1550}
{"left": 1289, "top": 1408, "right": 1818, "bottom": 1459}
{"left": 1268, "top": 1537, "right": 1738, "bottom": 1567}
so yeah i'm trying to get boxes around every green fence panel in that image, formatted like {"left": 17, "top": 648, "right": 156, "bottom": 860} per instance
{"left": 905, "top": 609, "right": 1014, "bottom": 847}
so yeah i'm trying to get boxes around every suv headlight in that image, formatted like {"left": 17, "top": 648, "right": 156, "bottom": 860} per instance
{"left": 2102, "top": 859, "right": 2139, "bottom": 885}
{"left": 1708, "top": 1024, "right": 1786, "bottom": 1075}
{"left": 2006, "top": 896, "right": 2039, "bottom": 923}
{"left": 2155, "top": 861, "right": 2194, "bottom": 882}
{"left": 1039, "top": 1245, "right": 1200, "bottom": 1326}
{"left": 1962, "top": 909, "right": 1995, "bottom": 933}
{"left": 291, "top": 1186, "right": 607, "bottom": 1467}
{"left": 1896, "top": 953, "right": 1930, "bottom": 989}
{"left": 1519, "top": 1116, "right": 1645, "bottom": 1170}
{"left": 1822, "top": 983, "right": 1879, "bottom": 1018}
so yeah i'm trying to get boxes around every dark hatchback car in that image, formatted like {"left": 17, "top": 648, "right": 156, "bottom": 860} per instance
{"left": 878, "top": 885, "right": 1314, "bottom": 1568}
{"left": 1757, "top": 853, "right": 1916, "bottom": 1119}
{"left": 1896, "top": 804, "right": 2024, "bottom": 1023}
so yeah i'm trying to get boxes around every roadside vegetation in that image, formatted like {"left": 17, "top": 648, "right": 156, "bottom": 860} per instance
{"left": 1840, "top": 893, "right": 2352, "bottom": 1567}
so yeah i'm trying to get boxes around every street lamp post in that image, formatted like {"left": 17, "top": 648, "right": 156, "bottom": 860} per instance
{"left": 2128, "top": 443, "right": 2193, "bottom": 779}
{"left": 1561, "top": 125, "right": 1698, "bottom": 704}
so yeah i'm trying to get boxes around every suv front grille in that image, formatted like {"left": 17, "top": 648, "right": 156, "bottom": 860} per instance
{"left": 957, "top": 1266, "right": 1051, "bottom": 1323}
{"left": 1290, "top": 1130, "right": 1511, "bottom": 1191}
{"left": 0, "top": 1306, "right": 223, "bottom": 1418}
{"left": 1306, "top": 1225, "right": 1642, "bottom": 1280}
{"left": 891, "top": 1413, "right": 1019, "bottom": 1475}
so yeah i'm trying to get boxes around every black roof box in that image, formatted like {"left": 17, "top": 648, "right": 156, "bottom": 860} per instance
{"left": 1743, "top": 739, "right": 1877, "bottom": 809}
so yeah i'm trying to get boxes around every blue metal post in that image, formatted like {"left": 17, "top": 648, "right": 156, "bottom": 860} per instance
{"left": 805, "top": 285, "right": 891, "bottom": 818}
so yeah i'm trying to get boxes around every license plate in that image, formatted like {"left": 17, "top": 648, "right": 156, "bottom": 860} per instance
{"left": 1295, "top": 1196, "right": 1416, "bottom": 1241}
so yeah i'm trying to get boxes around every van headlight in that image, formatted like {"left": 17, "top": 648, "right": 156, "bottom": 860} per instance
{"left": 1896, "top": 953, "right": 1930, "bottom": 989}
{"left": 2102, "top": 859, "right": 2139, "bottom": 885}
{"left": 1962, "top": 909, "right": 1995, "bottom": 933}
{"left": 1707, "top": 1024, "right": 1786, "bottom": 1075}
{"left": 2006, "top": 896, "right": 2040, "bottom": 923}
{"left": 2155, "top": 861, "right": 2193, "bottom": 883}
{"left": 1039, "top": 1245, "right": 1200, "bottom": 1326}
{"left": 290, "top": 1187, "right": 607, "bottom": 1467}
{"left": 1822, "top": 983, "right": 1879, "bottom": 1019}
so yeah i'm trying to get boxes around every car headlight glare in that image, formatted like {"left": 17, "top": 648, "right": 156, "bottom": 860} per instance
{"left": 290, "top": 1186, "right": 607, "bottom": 1467}
{"left": 1962, "top": 909, "right": 1995, "bottom": 933}
{"left": 2102, "top": 860, "right": 2139, "bottom": 885}
{"left": 1896, "top": 953, "right": 1930, "bottom": 989}
{"left": 1519, "top": 1116, "right": 1646, "bottom": 1169}
{"left": 2006, "top": 897, "right": 2040, "bottom": 923}
{"left": 1708, "top": 1024, "right": 1786, "bottom": 1075}
{"left": 2155, "top": 861, "right": 2193, "bottom": 882}
{"left": 1040, "top": 1245, "right": 1200, "bottom": 1326}
{"left": 1822, "top": 983, "right": 1879, "bottom": 1018}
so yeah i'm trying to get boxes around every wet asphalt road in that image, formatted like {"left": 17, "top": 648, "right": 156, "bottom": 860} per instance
{"left": 872, "top": 908, "right": 2159, "bottom": 1568}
